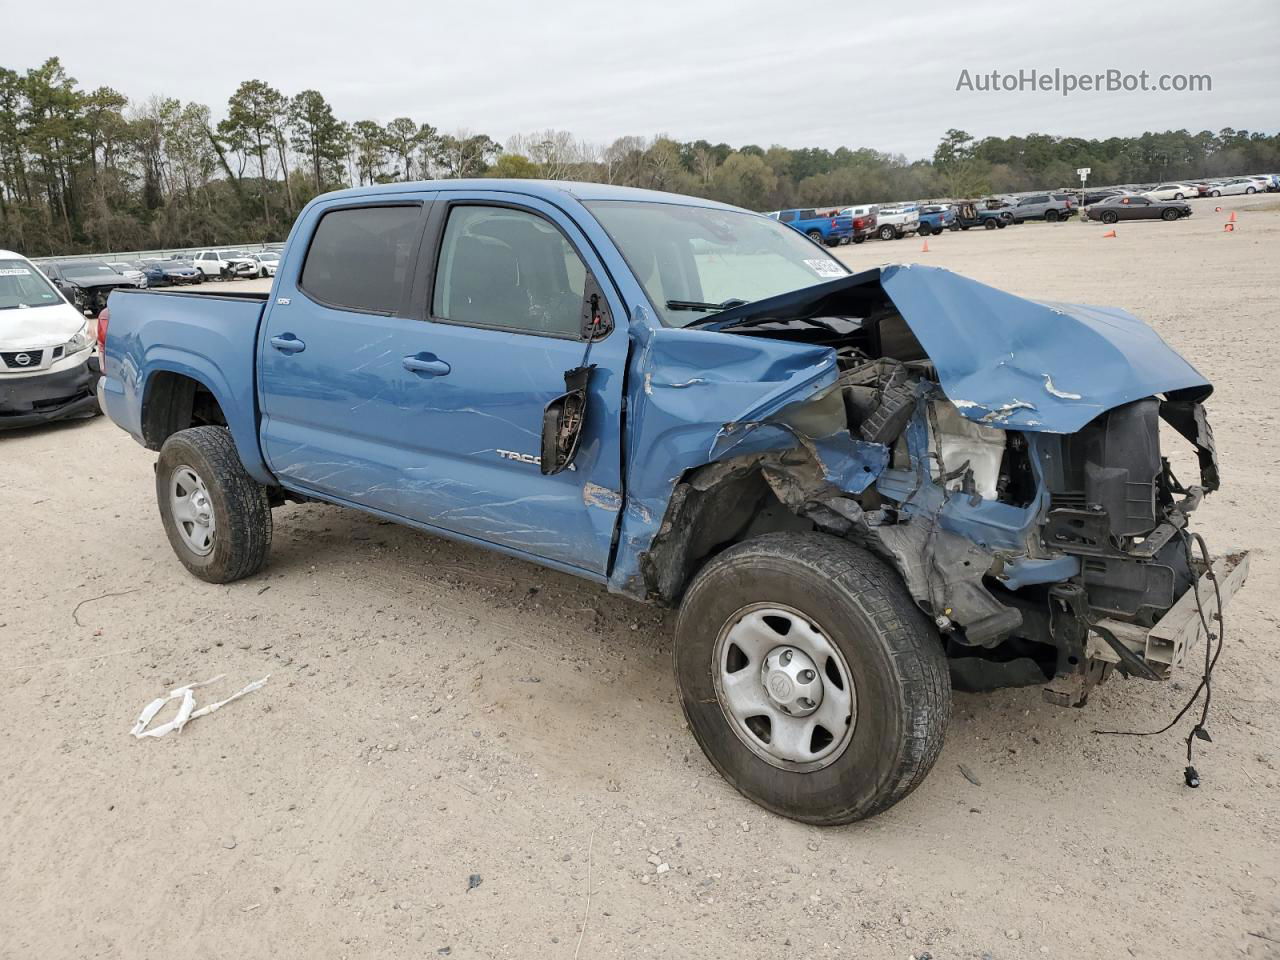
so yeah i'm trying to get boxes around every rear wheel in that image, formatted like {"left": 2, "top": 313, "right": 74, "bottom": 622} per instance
{"left": 984, "top": 219, "right": 997, "bottom": 230}
{"left": 1045, "top": 209, "right": 1060, "bottom": 223}
{"left": 674, "top": 533, "right": 950, "bottom": 825}
{"left": 852, "top": 236, "right": 865, "bottom": 244}
{"left": 156, "top": 426, "right": 272, "bottom": 583}
{"left": 1101, "top": 210, "right": 1118, "bottom": 224}
{"left": 917, "top": 223, "right": 932, "bottom": 236}
{"left": 1210, "top": 190, "right": 1220, "bottom": 197}
{"left": 807, "top": 230, "right": 823, "bottom": 243}
{"left": 1246, "top": 186, "right": 1257, "bottom": 194}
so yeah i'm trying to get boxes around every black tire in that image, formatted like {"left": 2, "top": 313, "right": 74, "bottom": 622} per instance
{"left": 852, "top": 236, "right": 865, "bottom": 244}
{"left": 156, "top": 426, "right": 272, "bottom": 583}
{"left": 1101, "top": 210, "right": 1118, "bottom": 224}
{"left": 948, "top": 223, "right": 960, "bottom": 231}
{"left": 674, "top": 533, "right": 950, "bottom": 825}
{"left": 878, "top": 224, "right": 895, "bottom": 241}
{"left": 1246, "top": 186, "right": 1256, "bottom": 194}
{"left": 996, "top": 220, "right": 1006, "bottom": 228}
{"left": 807, "top": 230, "right": 823, "bottom": 244}
{"left": 1161, "top": 208, "right": 1179, "bottom": 221}
{"left": 959, "top": 223, "right": 970, "bottom": 231}
{"left": 984, "top": 219, "right": 997, "bottom": 230}
{"left": 1045, "top": 209, "right": 1059, "bottom": 223}
{"left": 1210, "top": 190, "right": 1220, "bottom": 197}
{"left": 917, "top": 223, "right": 931, "bottom": 237}
{"left": 1174, "top": 193, "right": 1184, "bottom": 200}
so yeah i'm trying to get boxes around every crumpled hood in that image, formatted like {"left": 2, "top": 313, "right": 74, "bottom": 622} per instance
{"left": 704, "top": 264, "right": 1211, "bottom": 433}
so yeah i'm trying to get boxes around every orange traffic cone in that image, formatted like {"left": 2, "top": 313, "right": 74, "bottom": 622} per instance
{"left": 1229, "top": 210, "right": 1237, "bottom": 222}
{"left": 1224, "top": 223, "right": 1235, "bottom": 232}
{"left": 921, "top": 238, "right": 930, "bottom": 253}
{"left": 1102, "top": 229, "right": 1117, "bottom": 238}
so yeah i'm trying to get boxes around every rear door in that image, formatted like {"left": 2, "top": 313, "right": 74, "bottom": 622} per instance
{"left": 257, "top": 194, "right": 435, "bottom": 519}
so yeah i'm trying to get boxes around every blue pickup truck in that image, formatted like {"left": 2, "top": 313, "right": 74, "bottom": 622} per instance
{"left": 99, "top": 180, "right": 1245, "bottom": 824}
{"left": 769, "top": 208, "right": 855, "bottom": 245}
{"left": 915, "top": 204, "right": 957, "bottom": 236}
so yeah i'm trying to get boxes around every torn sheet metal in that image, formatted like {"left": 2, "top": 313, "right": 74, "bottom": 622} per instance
{"left": 697, "top": 265, "right": 1211, "bottom": 435}
{"left": 131, "top": 674, "right": 270, "bottom": 739}
{"left": 877, "top": 265, "right": 1211, "bottom": 433}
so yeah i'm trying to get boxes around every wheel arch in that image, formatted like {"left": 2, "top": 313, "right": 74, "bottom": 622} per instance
{"left": 139, "top": 361, "right": 274, "bottom": 485}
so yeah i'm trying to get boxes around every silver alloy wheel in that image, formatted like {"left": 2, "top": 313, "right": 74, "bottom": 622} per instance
{"left": 170, "top": 464, "right": 215, "bottom": 556}
{"left": 712, "top": 603, "right": 857, "bottom": 771}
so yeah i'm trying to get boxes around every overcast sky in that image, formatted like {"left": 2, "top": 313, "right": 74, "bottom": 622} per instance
{"left": 7, "top": 0, "right": 1278, "bottom": 158}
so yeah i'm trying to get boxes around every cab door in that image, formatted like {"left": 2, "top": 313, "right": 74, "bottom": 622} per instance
{"left": 385, "top": 192, "right": 628, "bottom": 575}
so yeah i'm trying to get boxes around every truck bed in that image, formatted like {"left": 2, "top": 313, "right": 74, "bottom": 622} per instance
{"left": 99, "top": 287, "right": 273, "bottom": 483}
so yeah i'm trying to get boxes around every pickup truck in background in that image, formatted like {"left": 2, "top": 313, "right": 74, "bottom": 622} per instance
{"left": 769, "top": 207, "right": 854, "bottom": 245}
{"left": 872, "top": 204, "right": 920, "bottom": 240}
{"left": 915, "top": 204, "right": 957, "bottom": 236}
{"left": 99, "top": 180, "right": 1246, "bottom": 825}
{"left": 837, "top": 205, "right": 878, "bottom": 243}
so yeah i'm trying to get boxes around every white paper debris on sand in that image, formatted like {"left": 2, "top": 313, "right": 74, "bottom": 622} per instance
{"left": 130, "top": 674, "right": 270, "bottom": 739}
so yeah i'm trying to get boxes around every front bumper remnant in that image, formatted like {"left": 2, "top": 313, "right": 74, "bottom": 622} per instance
{"left": 1088, "top": 551, "right": 1250, "bottom": 679}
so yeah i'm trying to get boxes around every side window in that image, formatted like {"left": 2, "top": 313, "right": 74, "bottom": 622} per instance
{"left": 780, "top": 211, "right": 797, "bottom": 222}
{"left": 799, "top": 209, "right": 818, "bottom": 219}
{"left": 432, "top": 205, "right": 588, "bottom": 338}
{"left": 300, "top": 205, "right": 421, "bottom": 314}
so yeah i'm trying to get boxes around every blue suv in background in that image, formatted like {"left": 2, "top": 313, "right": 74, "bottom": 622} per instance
{"left": 769, "top": 208, "right": 854, "bottom": 246}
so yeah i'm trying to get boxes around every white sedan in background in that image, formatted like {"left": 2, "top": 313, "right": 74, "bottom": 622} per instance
{"left": 107, "top": 261, "right": 148, "bottom": 287}
{"left": 1143, "top": 182, "right": 1200, "bottom": 201}
{"left": 1207, "top": 178, "right": 1264, "bottom": 197}
{"left": 252, "top": 251, "right": 279, "bottom": 277}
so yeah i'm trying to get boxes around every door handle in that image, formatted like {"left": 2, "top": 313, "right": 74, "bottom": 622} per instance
{"left": 270, "top": 334, "right": 306, "bottom": 354}
{"left": 403, "top": 354, "right": 451, "bottom": 377}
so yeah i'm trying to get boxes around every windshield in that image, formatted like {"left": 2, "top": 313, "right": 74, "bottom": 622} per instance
{"left": 61, "top": 260, "right": 120, "bottom": 278}
{"left": 583, "top": 200, "right": 849, "bottom": 327}
{"left": 0, "top": 258, "right": 63, "bottom": 310}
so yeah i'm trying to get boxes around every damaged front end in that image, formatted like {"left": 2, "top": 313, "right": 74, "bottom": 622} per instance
{"left": 622, "top": 265, "right": 1248, "bottom": 705}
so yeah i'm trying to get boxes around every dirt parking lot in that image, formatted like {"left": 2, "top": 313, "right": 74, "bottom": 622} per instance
{"left": 2, "top": 196, "right": 1277, "bottom": 959}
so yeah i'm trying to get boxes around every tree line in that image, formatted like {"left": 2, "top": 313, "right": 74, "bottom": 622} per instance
{"left": 2, "top": 58, "right": 1277, "bottom": 256}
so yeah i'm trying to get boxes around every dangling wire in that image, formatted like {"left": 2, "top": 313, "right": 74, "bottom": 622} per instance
{"left": 1092, "top": 528, "right": 1225, "bottom": 788}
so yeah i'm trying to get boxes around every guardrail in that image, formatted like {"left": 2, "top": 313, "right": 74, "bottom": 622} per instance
{"left": 30, "top": 242, "right": 285, "bottom": 266}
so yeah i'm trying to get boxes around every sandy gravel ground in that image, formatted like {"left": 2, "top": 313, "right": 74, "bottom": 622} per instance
{"left": 1, "top": 194, "right": 1277, "bottom": 960}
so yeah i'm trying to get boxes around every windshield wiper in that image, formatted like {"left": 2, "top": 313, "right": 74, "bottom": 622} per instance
{"left": 726, "top": 315, "right": 843, "bottom": 334}
{"left": 666, "top": 297, "right": 749, "bottom": 314}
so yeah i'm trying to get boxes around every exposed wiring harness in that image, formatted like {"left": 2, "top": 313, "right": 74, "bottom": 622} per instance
{"left": 1093, "top": 528, "right": 1224, "bottom": 788}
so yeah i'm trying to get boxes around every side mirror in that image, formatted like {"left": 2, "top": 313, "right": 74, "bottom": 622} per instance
{"left": 540, "top": 365, "right": 591, "bottom": 476}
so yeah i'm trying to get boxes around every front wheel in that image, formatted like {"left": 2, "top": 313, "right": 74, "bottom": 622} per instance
{"left": 1210, "top": 190, "right": 1220, "bottom": 197}
{"left": 156, "top": 426, "right": 273, "bottom": 583}
{"left": 1162, "top": 208, "right": 1179, "bottom": 221}
{"left": 1045, "top": 210, "right": 1060, "bottom": 223}
{"left": 984, "top": 219, "right": 997, "bottom": 230}
{"left": 674, "top": 533, "right": 950, "bottom": 825}
{"left": 877, "top": 224, "right": 895, "bottom": 241}
{"left": 1246, "top": 186, "right": 1257, "bottom": 194}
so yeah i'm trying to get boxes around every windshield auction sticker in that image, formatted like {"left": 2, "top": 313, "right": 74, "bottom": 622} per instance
{"left": 0, "top": 268, "right": 33, "bottom": 276}
{"left": 804, "top": 259, "right": 845, "bottom": 278}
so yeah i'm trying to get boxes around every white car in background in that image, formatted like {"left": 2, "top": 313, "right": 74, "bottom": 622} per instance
{"left": 872, "top": 204, "right": 920, "bottom": 240}
{"left": 251, "top": 251, "right": 280, "bottom": 277}
{"left": 1207, "top": 178, "right": 1264, "bottom": 197}
{"left": 1143, "top": 182, "right": 1200, "bottom": 201}
{"left": 0, "top": 249, "right": 101, "bottom": 428}
{"left": 107, "top": 261, "right": 148, "bottom": 288}
{"left": 192, "top": 249, "right": 260, "bottom": 279}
